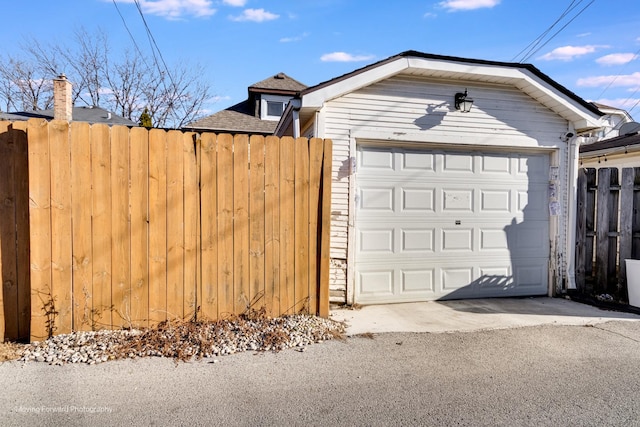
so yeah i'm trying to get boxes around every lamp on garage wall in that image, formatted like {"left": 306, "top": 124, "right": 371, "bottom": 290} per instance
{"left": 454, "top": 89, "right": 474, "bottom": 112}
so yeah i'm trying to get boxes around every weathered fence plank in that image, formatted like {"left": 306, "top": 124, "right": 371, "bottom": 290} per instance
{"left": 294, "top": 137, "right": 310, "bottom": 313}
{"left": 183, "top": 132, "right": 199, "bottom": 320}
{"left": 279, "top": 137, "right": 295, "bottom": 314}
{"left": 111, "top": 125, "right": 131, "bottom": 329}
{"left": 70, "top": 122, "right": 93, "bottom": 332}
{"left": 129, "top": 126, "right": 149, "bottom": 329}
{"left": 217, "top": 134, "right": 234, "bottom": 317}
{"left": 0, "top": 122, "right": 18, "bottom": 341}
{"left": 249, "top": 135, "right": 266, "bottom": 312}
{"left": 148, "top": 129, "right": 168, "bottom": 324}
{"left": 233, "top": 135, "right": 250, "bottom": 314}
{"left": 264, "top": 136, "right": 280, "bottom": 317}
{"left": 166, "top": 130, "right": 185, "bottom": 321}
{"left": 199, "top": 133, "right": 217, "bottom": 320}
{"left": 28, "top": 119, "right": 53, "bottom": 341}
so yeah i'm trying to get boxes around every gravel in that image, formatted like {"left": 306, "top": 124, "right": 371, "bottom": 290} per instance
{"left": 18, "top": 314, "right": 345, "bottom": 365}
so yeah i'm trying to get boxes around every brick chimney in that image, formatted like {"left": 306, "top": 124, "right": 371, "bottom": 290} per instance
{"left": 53, "top": 74, "right": 72, "bottom": 121}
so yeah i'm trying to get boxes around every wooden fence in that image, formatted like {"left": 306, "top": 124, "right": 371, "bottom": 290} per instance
{"left": 575, "top": 167, "right": 640, "bottom": 298}
{"left": 0, "top": 119, "right": 332, "bottom": 342}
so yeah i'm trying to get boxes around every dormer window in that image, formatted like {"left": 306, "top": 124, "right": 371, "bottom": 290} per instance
{"left": 261, "top": 94, "right": 291, "bottom": 120}
{"left": 267, "top": 100, "right": 285, "bottom": 117}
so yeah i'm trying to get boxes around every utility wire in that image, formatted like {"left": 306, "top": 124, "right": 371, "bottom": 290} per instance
{"left": 132, "top": 0, "right": 189, "bottom": 128}
{"left": 520, "top": 0, "right": 595, "bottom": 63}
{"left": 511, "top": 0, "right": 580, "bottom": 63}
{"left": 111, "top": 0, "right": 148, "bottom": 62}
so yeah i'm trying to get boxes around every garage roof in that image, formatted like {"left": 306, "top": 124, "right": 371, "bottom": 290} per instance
{"left": 290, "top": 50, "right": 603, "bottom": 133}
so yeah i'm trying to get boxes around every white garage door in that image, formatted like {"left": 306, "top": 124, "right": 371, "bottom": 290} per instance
{"left": 355, "top": 145, "right": 550, "bottom": 303}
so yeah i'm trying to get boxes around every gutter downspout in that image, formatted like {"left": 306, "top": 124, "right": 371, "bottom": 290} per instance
{"left": 291, "top": 98, "right": 301, "bottom": 138}
{"left": 566, "top": 132, "right": 580, "bottom": 290}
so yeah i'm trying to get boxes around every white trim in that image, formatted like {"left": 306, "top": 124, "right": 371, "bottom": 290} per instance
{"left": 565, "top": 131, "right": 579, "bottom": 290}
{"left": 300, "top": 55, "right": 602, "bottom": 130}
{"left": 346, "top": 133, "right": 357, "bottom": 305}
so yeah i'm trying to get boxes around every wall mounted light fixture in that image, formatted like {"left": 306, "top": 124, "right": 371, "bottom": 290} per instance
{"left": 454, "top": 89, "right": 473, "bottom": 112}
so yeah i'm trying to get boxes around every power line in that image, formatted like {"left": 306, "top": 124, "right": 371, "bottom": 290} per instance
{"left": 519, "top": 0, "right": 595, "bottom": 63}
{"left": 511, "top": 0, "right": 580, "bottom": 63}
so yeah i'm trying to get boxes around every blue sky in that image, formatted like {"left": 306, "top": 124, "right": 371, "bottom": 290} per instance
{"left": 2, "top": 0, "right": 640, "bottom": 119}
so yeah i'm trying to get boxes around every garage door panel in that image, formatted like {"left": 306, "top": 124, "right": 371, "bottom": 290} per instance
{"left": 355, "top": 145, "right": 550, "bottom": 303}
{"left": 401, "top": 228, "right": 435, "bottom": 252}
{"left": 441, "top": 228, "right": 474, "bottom": 251}
{"left": 358, "top": 269, "right": 394, "bottom": 297}
{"left": 360, "top": 187, "right": 394, "bottom": 211}
{"left": 402, "top": 269, "right": 435, "bottom": 293}
{"left": 359, "top": 228, "right": 394, "bottom": 254}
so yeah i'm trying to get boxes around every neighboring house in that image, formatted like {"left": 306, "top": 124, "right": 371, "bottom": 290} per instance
{"left": 275, "top": 50, "right": 604, "bottom": 305}
{"left": 580, "top": 102, "right": 635, "bottom": 142}
{"left": 186, "top": 72, "right": 306, "bottom": 135}
{"left": 580, "top": 126, "right": 640, "bottom": 169}
{"left": 0, "top": 75, "right": 136, "bottom": 126}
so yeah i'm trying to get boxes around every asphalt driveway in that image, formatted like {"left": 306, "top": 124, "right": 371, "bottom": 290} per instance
{"left": 1, "top": 315, "right": 640, "bottom": 426}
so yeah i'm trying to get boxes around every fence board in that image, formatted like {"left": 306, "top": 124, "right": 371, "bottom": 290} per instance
{"left": 111, "top": 125, "right": 131, "bottom": 329}
{"left": 49, "top": 121, "right": 73, "bottom": 335}
{"left": 129, "top": 127, "right": 149, "bottom": 329}
{"left": 199, "top": 133, "right": 217, "bottom": 320}
{"left": 0, "top": 121, "right": 17, "bottom": 341}
{"left": 166, "top": 130, "right": 185, "bottom": 321}
{"left": 149, "top": 129, "right": 168, "bottom": 323}
{"left": 183, "top": 132, "right": 198, "bottom": 320}
{"left": 294, "top": 138, "right": 310, "bottom": 313}
{"left": 12, "top": 121, "right": 30, "bottom": 339}
{"left": 27, "top": 119, "right": 52, "bottom": 340}
{"left": 619, "top": 168, "right": 635, "bottom": 288}
{"left": 595, "top": 168, "right": 612, "bottom": 293}
{"left": 217, "top": 134, "right": 234, "bottom": 317}
{"left": 249, "top": 136, "right": 266, "bottom": 312}
{"left": 264, "top": 136, "right": 280, "bottom": 317}
{"left": 575, "top": 169, "right": 588, "bottom": 292}
{"left": 308, "top": 138, "right": 323, "bottom": 314}
{"left": 318, "top": 139, "right": 332, "bottom": 317}
{"left": 279, "top": 137, "right": 295, "bottom": 314}
{"left": 90, "top": 124, "right": 112, "bottom": 330}
{"left": 233, "top": 135, "right": 250, "bottom": 314}
{"left": 70, "top": 122, "right": 93, "bottom": 332}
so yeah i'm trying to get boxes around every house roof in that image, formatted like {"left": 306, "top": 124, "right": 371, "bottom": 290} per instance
{"left": 186, "top": 73, "right": 307, "bottom": 134}
{"left": 248, "top": 72, "right": 307, "bottom": 94}
{"left": 279, "top": 50, "right": 604, "bottom": 134}
{"left": 186, "top": 100, "right": 279, "bottom": 134}
{"left": 580, "top": 131, "right": 640, "bottom": 157}
{"left": 0, "top": 105, "right": 136, "bottom": 126}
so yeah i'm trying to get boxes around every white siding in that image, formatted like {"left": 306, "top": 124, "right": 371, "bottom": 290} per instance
{"left": 323, "top": 75, "right": 570, "bottom": 302}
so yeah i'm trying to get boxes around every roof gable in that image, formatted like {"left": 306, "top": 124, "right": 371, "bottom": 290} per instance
{"left": 293, "top": 50, "right": 603, "bottom": 132}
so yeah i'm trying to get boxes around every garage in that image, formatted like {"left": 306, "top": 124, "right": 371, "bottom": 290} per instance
{"left": 275, "top": 51, "right": 605, "bottom": 304}
{"left": 355, "top": 145, "right": 551, "bottom": 303}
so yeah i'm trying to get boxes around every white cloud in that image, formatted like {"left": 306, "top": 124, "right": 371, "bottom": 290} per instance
{"left": 222, "top": 0, "right": 246, "bottom": 6}
{"left": 439, "top": 0, "right": 500, "bottom": 11}
{"left": 230, "top": 8, "right": 279, "bottom": 22}
{"left": 596, "top": 53, "right": 639, "bottom": 66}
{"left": 423, "top": 12, "right": 437, "bottom": 18}
{"left": 539, "top": 45, "right": 607, "bottom": 61}
{"left": 123, "top": 0, "right": 217, "bottom": 19}
{"left": 320, "top": 52, "right": 375, "bottom": 62}
{"left": 593, "top": 97, "right": 640, "bottom": 110}
{"left": 280, "top": 32, "right": 310, "bottom": 43}
{"left": 577, "top": 72, "right": 640, "bottom": 87}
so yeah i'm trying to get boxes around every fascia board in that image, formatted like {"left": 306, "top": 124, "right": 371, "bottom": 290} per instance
{"left": 300, "top": 58, "right": 410, "bottom": 108}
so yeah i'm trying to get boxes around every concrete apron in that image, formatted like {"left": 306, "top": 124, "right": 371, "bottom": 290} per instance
{"left": 330, "top": 297, "right": 640, "bottom": 335}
